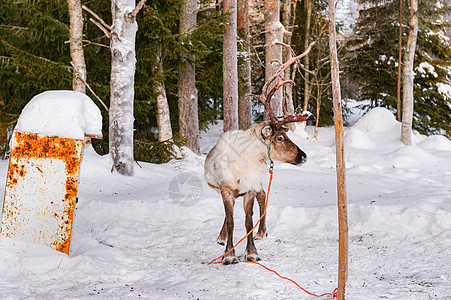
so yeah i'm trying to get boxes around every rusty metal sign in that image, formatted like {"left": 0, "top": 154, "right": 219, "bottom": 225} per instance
{"left": 1, "top": 130, "right": 84, "bottom": 254}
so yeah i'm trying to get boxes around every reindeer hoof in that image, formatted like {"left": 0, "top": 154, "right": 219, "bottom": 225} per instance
{"left": 216, "top": 238, "right": 226, "bottom": 246}
{"left": 223, "top": 255, "right": 239, "bottom": 265}
{"left": 245, "top": 253, "right": 261, "bottom": 262}
{"left": 254, "top": 231, "right": 267, "bottom": 240}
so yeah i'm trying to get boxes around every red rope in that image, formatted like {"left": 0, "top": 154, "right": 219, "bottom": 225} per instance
{"left": 208, "top": 168, "right": 338, "bottom": 298}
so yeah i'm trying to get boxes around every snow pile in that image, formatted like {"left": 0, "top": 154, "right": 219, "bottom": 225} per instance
{"left": 15, "top": 90, "right": 102, "bottom": 140}
{"left": 344, "top": 107, "right": 402, "bottom": 149}
{"left": 418, "top": 134, "right": 451, "bottom": 150}
{"left": 0, "top": 105, "right": 450, "bottom": 299}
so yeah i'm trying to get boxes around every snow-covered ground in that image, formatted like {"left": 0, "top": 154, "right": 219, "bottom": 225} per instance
{"left": 1, "top": 108, "right": 450, "bottom": 299}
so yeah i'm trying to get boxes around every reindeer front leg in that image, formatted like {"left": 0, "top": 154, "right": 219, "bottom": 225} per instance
{"left": 255, "top": 189, "right": 267, "bottom": 240}
{"left": 243, "top": 191, "right": 260, "bottom": 261}
{"left": 220, "top": 186, "right": 238, "bottom": 265}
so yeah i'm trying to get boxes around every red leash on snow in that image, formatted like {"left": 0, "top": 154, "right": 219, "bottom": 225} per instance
{"left": 208, "top": 168, "right": 338, "bottom": 299}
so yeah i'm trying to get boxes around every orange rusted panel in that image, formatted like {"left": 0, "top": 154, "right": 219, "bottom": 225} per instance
{"left": 1, "top": 131, "right": 84, "bottom": 254}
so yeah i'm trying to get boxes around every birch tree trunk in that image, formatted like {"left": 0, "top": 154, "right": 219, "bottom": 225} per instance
{"left": 67, "top": 0, "right": 86, "bottom": 93}
{"left": 396, "top": 0, "right": 403, "bottom": 121}
{"left": 178, "top": 0, "right": 200, "bottom": 153}
{"left": 401, "top": 0, "right": 418, "bottom": 145}
{"left": 281, "top": 0, "right": 296, "bottom": 130}
{"left": 329, "top": 0, "right": 348, "bottom": 298}
{"left": 237, "top": 0, "right": 252, "bottom": 130}
{"left": 109, "top": 0, "right": 138, "bottom": 176}
{"left": 223, "top": 0, "right": 239, "bottom": 132}
{"left": 302, "top": 0, "right": 312, "bottom": 111}
{"left": 154, "top": 42, "right": 173, "bottom": 142}
{"left": 265, "top": 0, "right": 283, "bottom": 118}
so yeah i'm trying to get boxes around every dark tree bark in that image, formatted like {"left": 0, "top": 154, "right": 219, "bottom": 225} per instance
{"left": 223, "top": 0, "right": 239, "bottom": 132}
{"left": 178, "top": 0, "right": 200, "bottom": 152}
{"left": 281, "top": 0, "right": 296, "bottom": 131}
{"left": 237, "top": 0, "right": 252, "bottom": 130}
{"left": 264, "top": 0, "right": 283, "bottom": 118}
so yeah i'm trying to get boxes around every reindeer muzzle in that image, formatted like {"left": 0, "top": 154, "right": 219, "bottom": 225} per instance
{"left": 293, "top": 147, "right": 307, "bottom": 165}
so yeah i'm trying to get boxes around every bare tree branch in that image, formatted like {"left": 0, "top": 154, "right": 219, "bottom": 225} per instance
{"left": 89, "top": 18, "right": 111, "bottom": 39}
{"left": 130, "top": 0, "right": 147, "bottom": 18}
{"left": 82, "top": 5, "right": 111, "bottom": 30}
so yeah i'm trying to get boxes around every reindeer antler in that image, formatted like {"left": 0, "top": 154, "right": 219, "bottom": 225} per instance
{"left": 251, "top": 41, "right": 316, "bottom": 125}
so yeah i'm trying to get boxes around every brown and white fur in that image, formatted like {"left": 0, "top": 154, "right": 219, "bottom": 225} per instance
{"left": 204, "top": 121, "right": 307, "bottom": 264}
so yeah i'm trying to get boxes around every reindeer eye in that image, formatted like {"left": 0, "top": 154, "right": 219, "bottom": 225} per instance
{"left": 276, "top": 136, "right": 284, "bottom": 142}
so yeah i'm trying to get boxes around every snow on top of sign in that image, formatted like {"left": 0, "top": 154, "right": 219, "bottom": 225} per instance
{"left": 15, "top": 90, "right": 102, "bottom": 140}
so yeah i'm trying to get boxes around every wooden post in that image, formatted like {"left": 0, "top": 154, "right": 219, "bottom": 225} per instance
{"left": 328, "top": 0, "right": 348, "bottom": 299}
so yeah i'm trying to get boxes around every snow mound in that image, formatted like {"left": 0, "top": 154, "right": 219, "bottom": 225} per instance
{"left": 15, "top": 90, "right": 102, "bottom": 140}
{"left": 345, "top": 107, "right": 402, "bottom": 149}
{"left": 417, "top": 135, "right": 451, "bottom": 151}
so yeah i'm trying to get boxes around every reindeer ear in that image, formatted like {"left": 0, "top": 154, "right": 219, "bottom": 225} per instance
{"left": 261, "top": 125, "right": 273, "bottom": 139}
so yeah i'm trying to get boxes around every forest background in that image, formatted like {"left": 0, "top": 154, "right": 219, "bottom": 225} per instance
{"left": 0, "top": 0, "right": 450, "bottom": 164}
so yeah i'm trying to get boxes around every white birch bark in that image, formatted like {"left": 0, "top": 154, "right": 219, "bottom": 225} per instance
{"left": 154, "top": 43, "right": 173, "bottom": 142}
{"left": 109, "top": 0, "right": 138, "bottom": 176}
{"left": 223, "top": 0, "right": 239, "bottom": 132}
{"left": 67, "top": 0, "right": 86, "bottom": 93}
{"left": 178, "top": 0, "right": 200, "bottom": 153}
{"left": 401, "top": 0, "right": 418, "bottom": 145}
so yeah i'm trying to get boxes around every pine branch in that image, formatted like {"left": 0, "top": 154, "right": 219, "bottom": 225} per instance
{"left": 1, "top": 40, "right": 69, "bottom": 70}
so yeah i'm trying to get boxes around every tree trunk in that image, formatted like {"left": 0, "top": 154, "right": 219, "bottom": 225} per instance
{"left": 281, "top": 0, "right": 296, "bottom": 130}
{"left": 223, "top": 0, "right": 239, "bottom": 132}
{"left": 178, "top": 0, "right": 200, "bottom": 153}
{"left": 302, "top": 0, "right": 312, "bottom": 111}
{"left": 329, "top": 0, "right": 348, "bottom": 298}
{"left": 67, "top": 0, "right": 86, "bottom": 93}
{"left": 264, "top": 0, "right": 283, "bottom": 118}
{"left": 314, "top": 78, "right": 322, "bottom": 140}
{"left": 401, "top": 0, "right": 418, "bottom": 145}
{"left": 396, "top": 0, "right": 403, "bottom": 121}
{"left": 154, "top": 42, "right": 173, "bottom": 142}
{"left": 237, "top": 0, "right": 252, "bottom": 130}
{"left": 109, "top": 0, "right": 138, "bottom": 176}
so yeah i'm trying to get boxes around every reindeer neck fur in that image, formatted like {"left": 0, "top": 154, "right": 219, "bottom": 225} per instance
{"left": 204, "top": 124, "right": 271, "bottom": 195}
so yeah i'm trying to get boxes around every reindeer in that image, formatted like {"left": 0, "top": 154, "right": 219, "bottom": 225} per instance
{"left": 204, "top": 44, "right": 315, "bottom": 264}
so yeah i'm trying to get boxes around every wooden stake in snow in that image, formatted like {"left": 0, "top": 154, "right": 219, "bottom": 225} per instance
{"left": 328, "top": 0, "right": 348, "bottom": 299}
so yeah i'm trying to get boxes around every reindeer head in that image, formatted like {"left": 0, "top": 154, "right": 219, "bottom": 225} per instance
{"left": 253, "top": 42, "right": 316, "bottom": 166}
{"left": 259, "top": 121, "right": 307, "bottom": 165}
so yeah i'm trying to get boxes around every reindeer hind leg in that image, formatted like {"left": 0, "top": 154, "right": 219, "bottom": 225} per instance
{"left": 255, "top": 189, "right": 267, "bottom": 240}
{"left": 220, "top": 186, "right": 238, "bottom": 265}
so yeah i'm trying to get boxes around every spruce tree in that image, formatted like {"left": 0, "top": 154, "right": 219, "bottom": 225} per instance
{"left": 346, "top": 0, "right": 451, "bottom": 138}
